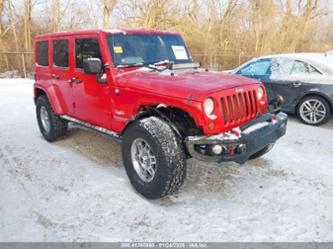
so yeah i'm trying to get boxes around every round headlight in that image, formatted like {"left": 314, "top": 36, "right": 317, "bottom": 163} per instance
{"left": 257, "top": 87, "right": 264, "bottom": 100}
{"left": 204, "top": 98, "right": 215, "bottom": 116}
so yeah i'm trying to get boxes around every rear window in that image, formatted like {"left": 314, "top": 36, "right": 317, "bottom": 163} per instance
{"left": 36, "top": 41, "right": 49, "bottom": 66}
{"left": 53, "top": 39, "right": 69, "bottom": 68}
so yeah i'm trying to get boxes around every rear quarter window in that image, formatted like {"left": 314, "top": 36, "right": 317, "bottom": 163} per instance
{"left": 36, "top": 41, "right": 49, "bottom": 66}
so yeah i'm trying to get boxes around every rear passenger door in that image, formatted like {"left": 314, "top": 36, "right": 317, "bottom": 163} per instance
{"left": 72, "top": 36, "right": 112, "bottom": 128}
{"left": 51, "top": 37, "right": 74, "bottom": 114}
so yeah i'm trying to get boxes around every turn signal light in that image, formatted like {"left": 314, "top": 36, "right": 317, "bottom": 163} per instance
{"left": 208, "top": 122, "right": 215, "bottom": 130}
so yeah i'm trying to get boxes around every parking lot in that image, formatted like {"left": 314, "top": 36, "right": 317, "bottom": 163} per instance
{"left": 0, "top": 79, "right": 333, "bottom": 241}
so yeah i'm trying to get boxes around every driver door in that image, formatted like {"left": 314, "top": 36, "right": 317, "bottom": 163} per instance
{"left": 72, "top": 36, "right": 113, "bottom": 129}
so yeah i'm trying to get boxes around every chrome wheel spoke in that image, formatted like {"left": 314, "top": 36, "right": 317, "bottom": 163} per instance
{"left": 304, "top": 102, "right": 312, "bottom": 110}
{"left": 143, "top": 144, "right": 150, "bottom": 153}
{"left": 313, "top": 114, "right": 317, "bottom": 122}
{"left": 136, "top": 142, "right": 144, "bottom": 155}
{"left": 146, "top": 166, "right": 155, "bottom": 176}
{"left": 314, "top": 101, "right": 322, "bottom": 109}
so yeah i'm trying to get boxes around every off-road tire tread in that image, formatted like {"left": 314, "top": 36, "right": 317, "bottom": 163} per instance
{"left": 122, "top": 117, "right": 186, "bottom": 199}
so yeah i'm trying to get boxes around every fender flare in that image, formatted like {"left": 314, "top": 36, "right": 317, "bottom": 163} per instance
{"left": 34, "top": 84, "right": 67, "bottom": 115}
{"left": 122, "top": 108, "right": 183, "bottom": 140}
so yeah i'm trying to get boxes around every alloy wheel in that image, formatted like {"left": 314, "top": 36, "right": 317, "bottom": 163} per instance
{"left": 130, "top": 138, "right": 157, "bottom": 183}
{"left": 299, "top": 99, "right": 326, "bottom": 124}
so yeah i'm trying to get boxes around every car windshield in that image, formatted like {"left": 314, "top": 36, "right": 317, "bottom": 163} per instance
{"left": 107, "top": 33, "right": 192, "bottom": 68}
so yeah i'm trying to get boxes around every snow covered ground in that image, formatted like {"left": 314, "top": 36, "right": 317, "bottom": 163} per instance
{"left": 0, "top": 79, "right": 333, "bottom": 242}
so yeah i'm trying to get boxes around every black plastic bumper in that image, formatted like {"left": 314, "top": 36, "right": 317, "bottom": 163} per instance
{"left": 185, "top": 112, "right": 288, "bottom": 164}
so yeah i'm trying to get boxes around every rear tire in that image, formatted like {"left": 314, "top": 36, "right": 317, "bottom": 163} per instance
{"left": 122, "top": 117, "right": 186, "bottom": 199}
{"left": 36, "top": 95, "right": 68, "bottom": 142}
{"left": 249, "top": 143, "right": 275, "bottom": 160}
{"left": 297, "top": 96, "right": 331, "bottom": 126}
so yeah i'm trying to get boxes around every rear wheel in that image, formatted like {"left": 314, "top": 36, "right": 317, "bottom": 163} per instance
{"left": 297, "top": 96, "right": 331, "bottom": 126}
{"left": 122, "top": 117, "right": 186, "bottom": 199}
{"left": 36, "top": 95, "right": 68, "bottom": 142}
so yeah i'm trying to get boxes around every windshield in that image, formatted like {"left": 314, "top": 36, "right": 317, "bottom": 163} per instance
{"left": 107, "top": 33, "right": 192, "bottom": 67}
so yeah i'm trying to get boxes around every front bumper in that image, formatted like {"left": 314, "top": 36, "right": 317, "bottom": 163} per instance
{"left": 185, "top": 112, "right": 288, "bottom": 164}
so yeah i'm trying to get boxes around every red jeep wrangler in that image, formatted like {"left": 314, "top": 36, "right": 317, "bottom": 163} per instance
{"left": 33, "top": 29, "right": 287, "bottom": 199}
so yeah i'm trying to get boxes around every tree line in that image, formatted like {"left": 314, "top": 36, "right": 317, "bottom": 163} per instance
{"left": 0, "top": 0, "right": 332, "bottom": 74}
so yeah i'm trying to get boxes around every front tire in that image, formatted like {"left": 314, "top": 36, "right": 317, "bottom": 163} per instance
{"left": 122, "top": 117, "right": 186, "bottom": 199}
{"left": 297, "top": 96, "right": 331, "bottom": 126}
{"left": 36, "top": 95, "right": 68, "bottom": 142}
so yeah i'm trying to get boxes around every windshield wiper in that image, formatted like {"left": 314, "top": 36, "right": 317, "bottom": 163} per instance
{"left": 116, "top": 63, "right": 144, "bottom": 69}
{"left": 147, "top": 60, "right": 172, "bottom": 72}
{"left": 116, "top": 61, "right": 173, "bottom": 71}
{"left": 152, "top": 60, "right": 171, "bottom": 66}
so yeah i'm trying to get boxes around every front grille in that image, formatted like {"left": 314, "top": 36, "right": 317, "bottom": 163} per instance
{"left": 220, "top": 90, "right": 258, "bottom": 126}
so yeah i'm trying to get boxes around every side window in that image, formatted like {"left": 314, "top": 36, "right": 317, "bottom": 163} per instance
{"left": 237, "top": 62, "right": 253, "bottom": 75}
{"left": 270, "top": 58, "right": 322, "bottom": 79}
{"left": 238, "top": 59, "right": 271, "bottom": 77}
{"left": 53, "top": 39, "right": 69, "bottom": 68}
{"left": 291, "top": 60, "right": 321, "bottom": 75}
{"left": 270, "top": 58, "right": 294, "bottom": 77}
{"left": 75, "top": 38, "right": 102, "bottom": 69}
{"left": 291, "top": 60, "right": 308, "bottom": 74}
{"left": 36, "top": 41, "right": 49, "bottom": 66}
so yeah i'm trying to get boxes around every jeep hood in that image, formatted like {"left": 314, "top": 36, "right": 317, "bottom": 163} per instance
{"left": 116, "top": 69, "right": 260, "bottom": 101}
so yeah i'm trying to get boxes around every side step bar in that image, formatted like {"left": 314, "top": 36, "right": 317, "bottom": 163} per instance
{"left": 60, "top": 115, "right": 121, "bottom": 141}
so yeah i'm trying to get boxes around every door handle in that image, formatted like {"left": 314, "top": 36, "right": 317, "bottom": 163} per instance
{"left": 292, "top": 81, "right": 302, "bottom": 87}
{"left": 51, "top": 74, "right": 59, "bottom": 79}
{"left": 68, "top": 77, "right": 82, "bottom": 84}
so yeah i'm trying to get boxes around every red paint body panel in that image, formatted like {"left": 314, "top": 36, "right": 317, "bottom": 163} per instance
{"left": 34, "top": 29, "right": 268, "bottom": 136}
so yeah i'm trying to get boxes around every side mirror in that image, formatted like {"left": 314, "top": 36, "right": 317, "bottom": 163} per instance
{"left": 83, "top": 58, "right": 103, "bottom": 75}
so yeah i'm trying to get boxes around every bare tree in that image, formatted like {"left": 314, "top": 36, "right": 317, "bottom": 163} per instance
{"left": 103, "top": 0, "right": 117, "bottom": 29}
{"left": 0, "top": 0, "right": 9, "bottom": 69}
{"left": 23, "top": 0, "right": 32, "bottom": 51}
{"left": 0, "top": 0, "right": 333, "bottom": 74}
{"left": 52, "top": 0, "right": 60, "bottom": 32}
{"left": 0, "top": 0, "right": 4, "bottom": 33}
{"left": 7, "top": 0, "right": 20, "bottom": 71}
{"left": 292, "top": 0, "right": 322, "bottom": 51}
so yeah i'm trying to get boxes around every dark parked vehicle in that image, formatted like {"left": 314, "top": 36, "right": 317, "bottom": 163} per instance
{"left": 231, "top": 53, "right": 333, "bottom": 125}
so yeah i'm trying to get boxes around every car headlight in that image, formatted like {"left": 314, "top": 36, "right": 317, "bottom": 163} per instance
{"left": 257, "top": 86, "right": 264, "bottom": 100}
{"left": 204, "top": 98, "right": 215, "bottom": 116}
